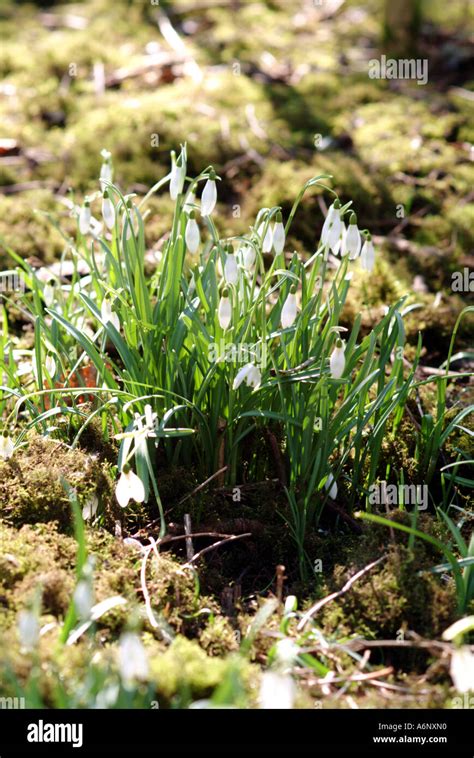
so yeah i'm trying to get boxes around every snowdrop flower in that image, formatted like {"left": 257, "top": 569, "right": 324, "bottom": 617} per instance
{"left": 224, "top": 250, "right": 239, "bottom": 285}
{"left": 450, "top": 647, "right": 474, "bottom": 693}
{"left": 99, "top": 149, "right": 113, "bottom": 190}
{"left": 82, "top": 494, "right": 99, "bottom": 521}
{"left": 321, "top": 200, "right": 342, "bottom": 252}
{"left": 259, "top": 671, "right": 296, "bottom": 709}
{"left": 281, "top": 286, "right": 297, "bottom": 330}
{"left": 272, "top": 212, "right": 285, "bottom": 255}
{"left": 116, "top": 464, "right": 146, "bottom": 508}
{"left": 170, "top": 151, "right": 186, "bottom": 200}
{"left": 74, "top": 580, "right": 94, "bottom": 620}
{"left": 102, "top": 190, "right": 115, "bottom": 231}
{"left": 275, "top": 638, "right": 299, "bottom": 668}
{"left": 119, "top": 632, "right": 149, "bottom": 687}
{"left": 342, "top": 212, "right": 361, "bottom": 260}
{"left": 43, "top": 279, "right": 55, "bottom": 307}
{"left": 0, "top": 432, "right": 14, "bottom": 460}
{"left": 241, "top": 243, "right": 256, "bottom": 269}
{"left": 101, "top": 298, "right": 120, "bottom": 331}
{"left": 45, "top": 354, "right": 56, "bottom": 376}
{"left": 233, "top": 363, "right": 262, "bottom": 391}
{"left": 324, "top": 472, "right": 338, "bottom": 500}
{"left": 79, "top": 200, "right": 91, "bottom": 236}
{"left": 260, "top": 222, "right": 273, "bottom": 253}
{"left": 201, "top": 170, "right": 217, "bottom": 217}
{"left": 360, "top": 234, "right": 375, "bottom": 272}
{"left": 18, "top": 610, "right": 39, "bottom": 651}
{"left": 185, "top": 211, "right": 200, "bottom": 254}
{"left": 218, "top": 288, "right": 232, "bottom": 330}
{"left": 329, "top": 339, "right": 345, "bottom": 379}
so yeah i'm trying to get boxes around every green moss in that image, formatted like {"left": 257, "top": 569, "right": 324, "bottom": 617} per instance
{"left": 0, "top": 435, "right": 114, "bottom": 531}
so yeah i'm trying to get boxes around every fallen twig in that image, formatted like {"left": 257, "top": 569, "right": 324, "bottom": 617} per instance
{"left": 297, "top": 555, "right": 387, "bottom": 630}
{"left": 182, "top": 532, "right": 251, "bottom": 567}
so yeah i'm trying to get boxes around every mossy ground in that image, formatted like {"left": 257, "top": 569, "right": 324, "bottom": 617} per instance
{"left": 0, "top": 0, "right": 472, "bottom": 708}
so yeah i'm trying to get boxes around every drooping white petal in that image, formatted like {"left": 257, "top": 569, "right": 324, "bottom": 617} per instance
{"left": 360, "top": 239, "right": 375, "bottom": 272}
{"left": 116, "top": 470, "right": 146, "bottom": 508}
{"left": 324, "top": 473, "right": 338, "bottom": 500}
{"left": 101, "top": 298, "right": 120, "bottom": 331}
{"left": 259, "top": 671, "right": 296, "bottom": 709}
{"left": 272, "top": 221, "right": 285, "bottom": 255}
{"left": 82, "top": 494, "right": 99, "bottom": 521}
{"left": 0, "top": 435, "right": 14, "bottom": 460}
{"left": 74, "top": 580, "right": 94, "bottom": 620}
{"left": 224, "top": 253, "right": 239, "bottom": 285}
{"left": 18, "top": 610, "right": 39, "bottom": 651}
{"left": 330, "top": 343, "right": 345, "bottom": 379}
{"left": 170, "top": 158, "right": 186, "bottom": 200}
{"left": 200, "top": 179, "right": 217, "bottom": 217}
{"left": 79, "top": 204, "right": 91, "bottom": 235}
{"left": 218, "top": 295, "right": 232, "bottom": 330}
{"left": 119, "top": 632, "right": 149, "bottom": 686}
{"left": 262, "top": 224, "right": 273, "bottom": 253}
{"left": 102, "top": 196, "right": 115, "bottom": 230}
{"left": 246, "top": 364, "right": 262, "bottom": 389}
{"left": 281, "top": 292, "right": 297, "bottom": 330}
{"left": 241, "top": 243, "right": 256, "bottom": 269}
{"left": 343, "top": 223, "right": 361, "bottom": 260}
{"left": 45, "top": 355, "right": 56, "bottom": 376}
{"left": 43, "top": 282, "right": 55, "bottom": 307}
{"left": 450, "top": 647, "right": 474, "bottom": 693}
{"left": 185, "top": 217, "right": 200, "bottom": 254}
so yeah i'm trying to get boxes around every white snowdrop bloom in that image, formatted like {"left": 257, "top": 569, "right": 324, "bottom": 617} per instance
{"left": 272, "top": 212, "right": 285, "bottom": 254}
{"left": 45, "top": 354, "right": 56, "bottom": 376}
{"left": 281, "top": 287, "right": 297, "bottom": 330}
{"left": 18, "top": 610, "right": 39, "bottom": 651}
{"left": 82, "top": 494, "right": 99, "bottom": 521}
{"left": 360, "top": 236, "right": 375, "bottom": 272}
{"left": 218, "top": 289, "right": 232, "bottom": 330}
{"left": 224, "top": 252, "right": 239, "bottom": 285}
{"left": 450, "top": 647, "right": 474, "bottom": 693}
{"left": 329, "top": 339, "right": 345, "bottom": 379}
{"left": 324, "top": 472, "right": 338, "bottom": 500}
{"left": 185, "top": 212, "right": 200, "bottom": 254}
{"left": 233, "top": 363, "right": 262, "bottom": 391}
{"left": 262, "top": 223, "right": 273, "bottom": 253}
{"left": 342, "top": 213, "right": 361, "bottom": 260}
{"left": 259, "top": 671, "right": 296, "bottom": 709}
{"left": 99, "top": 150, "right": 113, "bottom": 190}
{"left": 241, "top": 243, "right": 256, "bottom": 269}
{"left": 74, "top": 580, "right": 94, "bottom": 620}
{"left": 79, "top": 201, "right": 91, "bottom": 236}
{"left": 101, "top": 298, "right": 120, "bottom": 331}
{"left": 321, "top": 202, "right": 342, "bottom": 252}
{"left": 201, "top": 171, "right": 217, "bottom": 217}
{"left": 102, "top": 191, "right": 115, "bottom": 231}
{"left": 0, "top": 433, "right": 14, "bottom": 460}
{"left": 170, "top": 152, "right": 186, "bottom": 200}
{"left": 331, "top": 222, "right": 345, "bottom": 257}
{"left": 43, "top": 280, "right": 55, "bottom": 307}
{"left": 275, "top": 638, "right": 299, "bottom": 667}
{"left": 116, "top": 467, "right": 146, "bottom": 508}
{"left": 119, "top": 632, "right": 149, "bottom": 686}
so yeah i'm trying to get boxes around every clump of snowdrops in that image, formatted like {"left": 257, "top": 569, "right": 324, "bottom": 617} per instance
{"left": 1, "top": 145, "right": 432, "bottom": 569}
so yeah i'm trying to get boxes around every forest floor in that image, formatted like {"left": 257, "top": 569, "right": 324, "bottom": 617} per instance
{"left": 0, "top": 0, "right": 473, "bottom": 708}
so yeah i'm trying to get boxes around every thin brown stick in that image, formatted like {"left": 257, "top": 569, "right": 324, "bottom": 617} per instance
{"left": 182, "top": 533, "right": 251, "bottom": 567}
{"left": 297, "top": 556, "right": 387, "bottom": 630}
{"left": 184, "top": 513, "right": 194, "bottom": 562}
{"left": 177, "top": 465, "right": 228, "bottom": 506}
